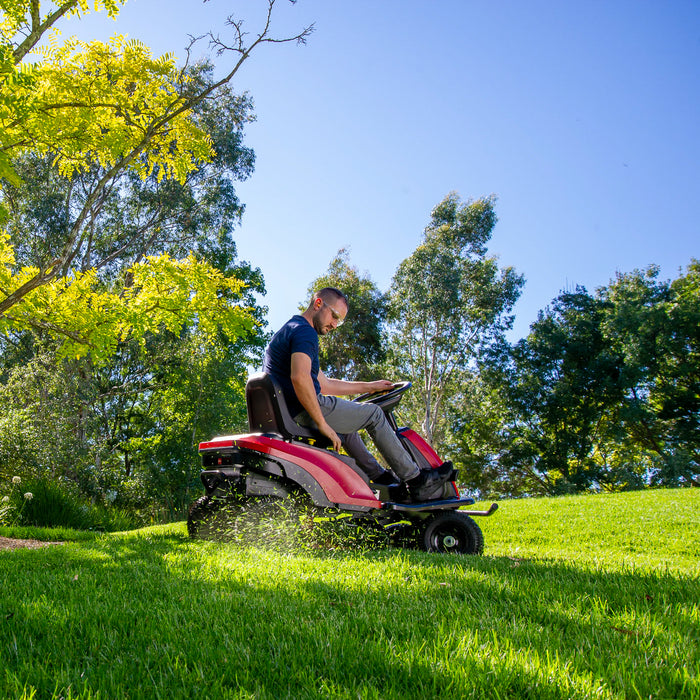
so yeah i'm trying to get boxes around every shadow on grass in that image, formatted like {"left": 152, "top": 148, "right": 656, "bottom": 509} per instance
{"left": 1, "top": 531, "right": 698, "bottom": 699}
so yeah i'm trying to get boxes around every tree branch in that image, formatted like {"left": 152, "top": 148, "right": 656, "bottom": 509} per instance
{"left": 13, "top": 0, "right": 81, "bottom": 64}
{"left": 2, "top": 0, "right": 311, "bottom": 319}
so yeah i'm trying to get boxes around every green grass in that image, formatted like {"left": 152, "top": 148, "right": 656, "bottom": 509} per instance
{"left": 0, "top": 490, "right": 698, "bottom": 699}
{"left": 0, "top": 525, "right": 102, "bottom": 543}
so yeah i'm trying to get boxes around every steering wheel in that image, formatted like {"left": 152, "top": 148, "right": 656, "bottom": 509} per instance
{"left": 353, "top": 381, "right": 412, "bottom": 406}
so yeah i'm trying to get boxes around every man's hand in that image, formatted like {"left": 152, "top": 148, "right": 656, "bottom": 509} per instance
{"left": 317, "top": 420, "right": 342, "bottom": 451}
{"left": 364, "top": 379, "right": 395, "bottom": 394}
{"left": 318, "top": 372, "right": 398, "bottom": 398}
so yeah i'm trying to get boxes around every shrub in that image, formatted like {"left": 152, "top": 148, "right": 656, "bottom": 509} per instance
{"left": 0, "top": 475, "right": 34, "bottom": 526}
{"left": 6, "top": 476, "right": 139, "bottom": 531}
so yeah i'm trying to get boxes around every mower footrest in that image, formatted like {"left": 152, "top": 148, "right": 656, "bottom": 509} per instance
{"left": 386, "top": 496, "right": 476, "bottom": 512}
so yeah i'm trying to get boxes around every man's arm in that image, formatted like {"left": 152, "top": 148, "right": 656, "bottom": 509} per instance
{"left": 318, "top": 371, "right": 395, "bottom": 397}
{"left": 290, "top": 352, "right": 342, "bottom": 451}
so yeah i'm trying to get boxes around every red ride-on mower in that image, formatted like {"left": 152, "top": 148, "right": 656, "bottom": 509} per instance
{"left": 188, "top": 373, "right": 498, "bottom": 554}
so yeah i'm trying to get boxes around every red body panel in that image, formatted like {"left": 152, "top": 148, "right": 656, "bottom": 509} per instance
{"left": 398, "top": 428, "right": 442, "bottom": 468}
{"left": 199, "top": 434, "right": 382, "bottom": 509}
{"left": 399, "top": 428, "right": 460, "bottom": 498}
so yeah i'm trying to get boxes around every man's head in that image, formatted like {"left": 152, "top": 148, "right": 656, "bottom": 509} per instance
{"left": 305, "top": 287, "right": 349, "bottom": 335}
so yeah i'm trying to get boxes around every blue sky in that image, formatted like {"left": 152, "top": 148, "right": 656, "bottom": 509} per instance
{"left": 65, "top": 0, "right": 699, "bottom": 339}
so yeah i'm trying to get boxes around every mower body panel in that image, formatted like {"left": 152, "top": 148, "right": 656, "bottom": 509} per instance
{"left": 397, "top": 427, "right": 442, "bottom": 469}
{"left": 199, "top": 433, "right": 382, "bottom": 510}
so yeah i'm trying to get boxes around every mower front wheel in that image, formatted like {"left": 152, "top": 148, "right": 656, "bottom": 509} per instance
{"left": 420, "top": 511, "right": 484, "bottom": 555}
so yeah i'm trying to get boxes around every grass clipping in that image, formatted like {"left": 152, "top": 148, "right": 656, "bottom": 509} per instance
{"left": 189, "top": 495, "right": 392, "bottom": 553}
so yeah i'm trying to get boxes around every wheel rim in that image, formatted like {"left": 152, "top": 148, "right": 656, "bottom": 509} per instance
{"left": 425, "top": 516, "right": 480, "bottom": 554}
{"left": 431, "top": 524, "right": 468, "bottom": 552}
{"left": 442, "top": 534, "right": 458, "bottom": 548}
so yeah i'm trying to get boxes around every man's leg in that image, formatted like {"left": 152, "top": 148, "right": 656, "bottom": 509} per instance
{"left": 339, "top": 432, "right": 387, "bottom": 480}
{"left": 297, "top": 396, "right": 420, "bottom": 481}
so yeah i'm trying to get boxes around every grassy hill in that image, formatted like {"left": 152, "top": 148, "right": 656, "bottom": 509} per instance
{"left": 1, "top": 488, "right": 698, "bottom": 699}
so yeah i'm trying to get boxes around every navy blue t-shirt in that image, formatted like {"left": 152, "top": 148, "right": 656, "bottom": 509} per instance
{"left": 262, "top": 315, "right": 320, "bottom": 417}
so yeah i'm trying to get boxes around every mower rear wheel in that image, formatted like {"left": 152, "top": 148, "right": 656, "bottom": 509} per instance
{"left": 420, "top": 512, "right": 484, "bottom": 555}
{"left": 187, "top": 495, "right": 241, "bottom": 540}
{"left": 188, "top": 493, "right": 310, "bottom": 546}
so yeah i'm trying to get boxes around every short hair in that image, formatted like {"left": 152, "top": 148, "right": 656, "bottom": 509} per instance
{"left": 315, "top": 286, "right": 349, "bottom": 308}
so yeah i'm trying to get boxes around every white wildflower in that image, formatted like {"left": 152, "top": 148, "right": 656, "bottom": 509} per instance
{"left": 24, "top": 492, "right": 33, "bottom": 500}
{"left": 12, "top": 476, "right": 21, "bottom": 484}
{"left": 1, "top": 496, "right": 9, "bottom": 503}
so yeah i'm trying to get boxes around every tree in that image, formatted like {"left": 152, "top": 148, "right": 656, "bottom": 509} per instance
{"left": 1, "top": 61, "right": 260, "bottom": 361}
{"left": 486, "top": 288, "right": 629, "bottom": 495}
{"left": 0, "top": 0, "right": 307, "bottom": 510}
{"left": 4, "top": 64, "right": 255, "bottom": 275}
{"left": 445, "top": 368, "right": 515, "bottom": 497}
{"left": 0, "top": 313, "right": 266, "bottom": 517}
{"left": 0, "top": 69, "right": 268, "bottom": 510}
{"left": 600, "top": 263, "right": 700, "bottom": 486}
{"left": 304, "top": 248, "right": 388, "bottom": 380}
{"left": 387, "top": 193, "right": 524, "bottom": 450}
{"left": 0, "top": 0, "right": 312, "bottom": 357}
{"left": 475, "top": 263, "right": 700, "bottom": 496}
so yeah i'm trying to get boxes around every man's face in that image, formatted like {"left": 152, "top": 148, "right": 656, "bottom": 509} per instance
{"left": 312, "top": 298, "right": 348, "bottom": 335}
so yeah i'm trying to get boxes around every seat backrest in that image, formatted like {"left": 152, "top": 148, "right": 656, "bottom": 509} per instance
{"left": 245, "top": 372, "right": 330, "bottom": 446}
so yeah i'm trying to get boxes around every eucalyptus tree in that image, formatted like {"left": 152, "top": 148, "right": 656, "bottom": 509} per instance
{"left": 387, "top": 193, "right": 523, "bottom": 451}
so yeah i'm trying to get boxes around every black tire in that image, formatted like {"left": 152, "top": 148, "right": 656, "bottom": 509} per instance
{"left": 187, "top": 495, "right": 240, "bottom": 540}
{"left": 420, "top": 512, "right": 484, "bottom": 555}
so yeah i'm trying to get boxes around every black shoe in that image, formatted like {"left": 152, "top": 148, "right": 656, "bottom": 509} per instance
{"left": 435, "top": 461, "right": 456, "bottom": 479}
{"left": 407, "top": 468, "right": 453, "bottom": 502}
{"left": 371, "top": 470, "right": 401, "bottom": 487}
{"left": 387, "top": 482, "right": 410, "bottom": 502}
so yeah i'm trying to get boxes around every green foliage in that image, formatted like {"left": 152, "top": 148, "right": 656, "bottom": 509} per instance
{"left": 447, "top": 371, "right": 513, "bottom": 495}
{"left": 0, "top": 0, "right": 308, "bottom": 347}
{"left": 488, "top": 289, "right": 628, "bottom": 494}
{"left": 0, "top": 17, "right": 269, "bottom": 516}
{"left": 388, "top": 192, "right": 524, "bottom": 449}
{"left": 0, "top": 316, "right": 265, "bottom": 519}
{"left": 4, "top": 67, "right": 255, "bottom": 276}
{"left": 0, "top": 238, "right": 258, "bottom": 361}
{"left": 2, "top": 1, "right": 209, "bottom": 189}
{"left": 0, "top": 474, "right": 28, "bottom": 524}
{"left": 14, "top": 35, "right": 212, "bottom": 182}
{"left": 1, "top": 474, "right": 137, "bottom": 530}
{"left": 305, "top": 248, "right": 388, "bottom": 380}
{"left": 474, "top": 263, "right": 700, "bottom": 496}
{"left": 600, "top": 262, "right": 700, "bottom": 485}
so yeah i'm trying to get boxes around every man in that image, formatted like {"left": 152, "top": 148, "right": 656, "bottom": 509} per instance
{"left": 262, "top": 286, "right": 454, "bottom": 500}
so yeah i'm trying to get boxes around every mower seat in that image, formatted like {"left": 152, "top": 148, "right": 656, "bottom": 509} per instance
{"left": 245, "top": 372, "right": 331, "bottom": 447}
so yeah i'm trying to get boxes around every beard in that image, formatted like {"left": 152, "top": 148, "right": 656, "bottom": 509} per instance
{"left": 314, "top": 318, "right": 332, "bottom": 335}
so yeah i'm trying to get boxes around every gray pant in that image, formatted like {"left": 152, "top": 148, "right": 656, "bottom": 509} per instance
{"left": 295, "top": 395, "right": 420, "bottom": 481}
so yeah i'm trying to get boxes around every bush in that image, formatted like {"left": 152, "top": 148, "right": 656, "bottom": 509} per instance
{"left": 6, "top": 476, "right": 139, "bottom": 531}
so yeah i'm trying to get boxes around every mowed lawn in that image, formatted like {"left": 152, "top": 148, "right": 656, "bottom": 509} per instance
{"left": 1, "top": 489, "right": 698, "bottom": 699}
